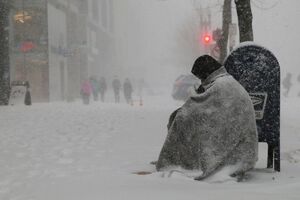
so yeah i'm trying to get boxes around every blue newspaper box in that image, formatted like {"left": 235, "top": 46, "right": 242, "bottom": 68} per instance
{"left": 224, "top": 43, "right": 280, "bottom": 172}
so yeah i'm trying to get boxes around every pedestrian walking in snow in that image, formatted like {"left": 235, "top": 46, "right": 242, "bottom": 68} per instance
{"left": 123, "top": 78, "right": 133, "bottom": 104}
{"left": 282, "top": 73, "right": 292, "bottom": 97}
{"left": 297, "top": 74, "right": 300, "bottom": 97}
{"left": 98, "top": 77, "right": 107, "bottom": 102}
{"left": 137, "top": 78, "right": 146, "bottom": 104}
{"left": 24, "top": 81, "right": 31, "bottom": 105}
{"left": 137, "top": 78, "right": 145, "bottom": 98}
{"left": 89, "top": 76, "right": 99, "bottom": 101}
{"left": 112, "top": 76, "right": 121, "bottom": 103}
{"left": 80, "top": 79, "right": 92, "bottom": 105}
{"left": 156, "top": 55, "right": 258, "bottom": 181}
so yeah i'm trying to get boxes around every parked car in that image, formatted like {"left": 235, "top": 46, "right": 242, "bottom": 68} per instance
{"left": 172, "top": 74, "right": 200, "bottom": 101}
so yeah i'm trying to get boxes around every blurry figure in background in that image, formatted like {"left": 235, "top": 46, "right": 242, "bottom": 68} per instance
{"left": 137, "top": 78, "right": 145, "bottom": 98}
{"left": 282, "top": 73, "right": 292, "bottom": 97}
{"left": 298, "top": 74, "right": 300, "bottom": 97}
{"left": 112, "top": 76, "right": 121, "bottom": 103}
{"left": 80, "top": 79, "right": 92, "bottom": 105}
{"left": 98, "top": 77, "right": 107, "bottom": 102}
{"left": 137, "top": 78, "right": 146, "bottom": 106}
{"left": 89, "top": 76, "right": 99, "bottom": 101}
{"left": 24, "top": 81, "right": 32, "bottom": 105}
{"left": 123, "top": 78, "right": 133, "bottom": 104}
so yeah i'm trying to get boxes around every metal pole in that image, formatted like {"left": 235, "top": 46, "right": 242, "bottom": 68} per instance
{"left": 22, "top": 0, "right": 27, "bottom": 80}
{"left": 0, "top": 0, "right": 10, "bottom": 105}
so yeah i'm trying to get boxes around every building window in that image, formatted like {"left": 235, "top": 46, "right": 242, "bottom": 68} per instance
{"left": 10, "top": 0, "right": 49, "bottom": 101}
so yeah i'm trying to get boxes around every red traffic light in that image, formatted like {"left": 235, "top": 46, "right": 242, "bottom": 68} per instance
{"left": 202, "top": 34, "right": 212, "bottom": 45}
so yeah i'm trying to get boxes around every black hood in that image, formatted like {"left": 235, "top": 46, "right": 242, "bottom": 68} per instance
{"left": 191, "top": 55, "right": 222, "bottom": 80}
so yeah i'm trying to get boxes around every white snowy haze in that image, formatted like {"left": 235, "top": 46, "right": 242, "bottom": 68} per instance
{"left": 112, "top": 0, "right": 300, "bottom": 95}
{"left": 112, "top": 0, "right": 196, "bottom": 89}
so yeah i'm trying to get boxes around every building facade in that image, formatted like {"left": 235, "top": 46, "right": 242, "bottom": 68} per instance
{"left": 86, "top": 0, "right": 115, "bottom": 78}
{"left": 8, "top": 0, "right": 115, "bottom": 102}
{"left": 9, "top": 0, "right": 49, "bottom": 102}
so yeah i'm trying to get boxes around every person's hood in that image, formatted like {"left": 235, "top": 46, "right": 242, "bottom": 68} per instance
{"left": 191, "top": 55, "right": 222, "bottom": 80}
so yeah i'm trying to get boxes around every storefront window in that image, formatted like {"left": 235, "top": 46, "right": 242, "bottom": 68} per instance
{"left": 10, "top": 0, "right": 49, "bottom": 101}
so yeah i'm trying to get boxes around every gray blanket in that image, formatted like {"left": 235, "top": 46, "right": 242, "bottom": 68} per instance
{"left": 156, "top": 67, "right": 258, "bottom": 179}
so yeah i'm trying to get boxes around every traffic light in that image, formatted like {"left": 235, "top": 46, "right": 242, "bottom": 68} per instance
{"left": 202, "top": 33, "right": 212, "bottom": 45}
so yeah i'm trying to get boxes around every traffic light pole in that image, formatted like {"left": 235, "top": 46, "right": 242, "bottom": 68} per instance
{"left": 219, "top": 0, "right": 232, "bottom": 64}
{"left": 0, "top": 0, "right": 10, "bottom": 105}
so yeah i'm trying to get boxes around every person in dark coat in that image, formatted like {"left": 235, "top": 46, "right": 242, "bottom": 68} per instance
{"left": 112, "top": 76, "right": 121, "bottom": 103}
{"left": 282, "top": 73, "right": 292, "bottom": 97}
{"left": 24, "top": 81, "right": 31, "bottom": 105}
{"left": 156, "top": 55, "right": 258, "bottom": 181}
{"left": 98, "top": 77, "right": 107, "bottom": 102}
{"left": 123, "top": 78, "right": 133, "bottom": 104}
{"left": 89, "top": 76, "right": 99, "bottom": 101}
{"left": 298, "top": 74, "right": 300, "bottom": 97}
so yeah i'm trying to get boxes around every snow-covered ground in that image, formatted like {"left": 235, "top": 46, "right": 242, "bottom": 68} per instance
{"left": 0, "top": 91, "right": 300, "bottom": 200}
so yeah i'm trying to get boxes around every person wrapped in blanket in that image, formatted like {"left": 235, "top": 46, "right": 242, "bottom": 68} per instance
{"left": 156, "top": 55, "right": 258, "bottom": 181}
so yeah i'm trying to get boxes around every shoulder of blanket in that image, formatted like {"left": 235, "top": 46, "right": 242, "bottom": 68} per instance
{"left": 214, "top": 74, "right": 245, "bottom": 92}
{"left": 215, "top": 74, "right": 253, "bottom": 102}
{"left": 214, "top": 73, "right": 234, "bottom": 85}
{"left": 189, "top": 73, "right": 236, "bottom": 102}
{"left": 203, "top": 73, "right": 232, "bottom": 92}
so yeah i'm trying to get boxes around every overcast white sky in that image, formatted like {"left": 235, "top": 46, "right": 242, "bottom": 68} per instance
{"left": 113, "top": 0, "right": 300, "bottom": 91}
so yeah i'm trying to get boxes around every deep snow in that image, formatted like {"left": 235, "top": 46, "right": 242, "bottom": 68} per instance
{"left": 0, "top": 91, "right": 300, "bottom": 200}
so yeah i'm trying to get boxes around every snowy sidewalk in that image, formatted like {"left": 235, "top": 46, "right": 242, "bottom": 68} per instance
{"left": 0, "top": 96, "right": 300, "bottom": 200}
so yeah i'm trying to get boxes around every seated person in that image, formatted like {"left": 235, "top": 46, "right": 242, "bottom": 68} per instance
{"left": 156, "top": 55, "right": 258, "bottom": 180}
